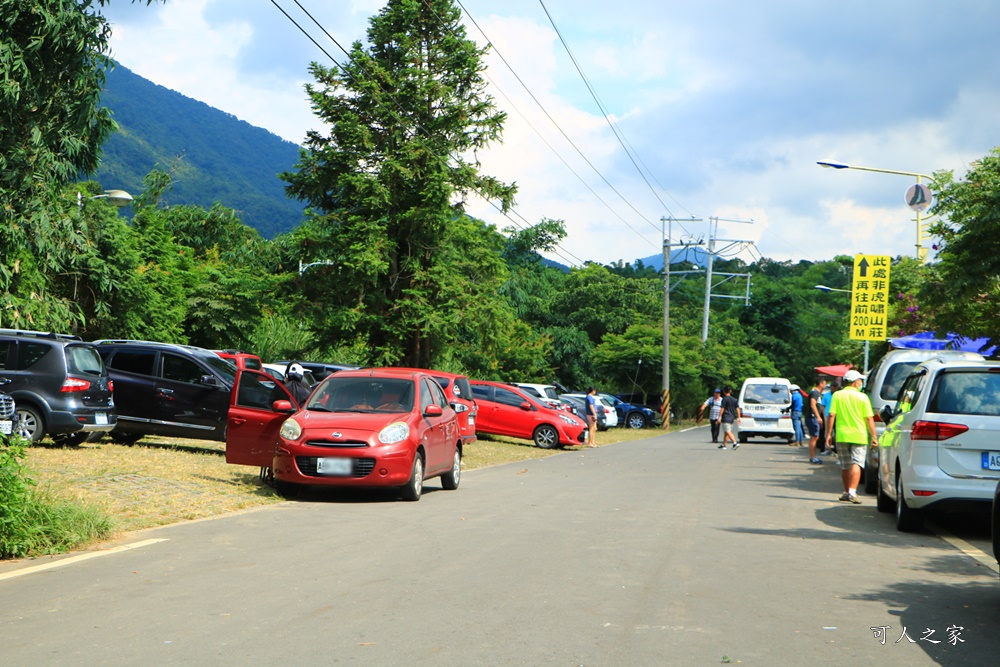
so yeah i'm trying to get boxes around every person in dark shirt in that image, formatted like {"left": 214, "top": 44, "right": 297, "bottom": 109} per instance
{"left": 719, "top": 385, "right": 742, "bottom": 450}
{"left": 283, "top": 363, "right": 312, "bottom": 407}
{"left": 806, "top": 379, "right": 827, "bottom": 464}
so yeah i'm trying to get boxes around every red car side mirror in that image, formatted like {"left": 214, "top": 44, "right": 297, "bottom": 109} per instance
{"left": 519, "top": 401, "right": 532, "bottom": 411}
{"left": 424, "top": 404, "right": 443, "bottom": 417}
{"left": 272, "top": 399, "right": 295, "bottom": 412}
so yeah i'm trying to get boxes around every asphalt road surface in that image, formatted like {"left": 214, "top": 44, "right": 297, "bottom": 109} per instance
{"left": 2, "top": 426, "right": 998, "bottom": 666}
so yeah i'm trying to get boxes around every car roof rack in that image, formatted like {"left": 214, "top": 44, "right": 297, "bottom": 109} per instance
{"left": 0, "top": 328, "right": 82, "bottom": 341}
{"left": 92, "top": 339, "right": 206, "bottom": 352}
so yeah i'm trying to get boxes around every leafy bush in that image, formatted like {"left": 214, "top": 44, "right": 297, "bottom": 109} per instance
{"left": 0, "top": 438, "right": 112, "bottom": 559}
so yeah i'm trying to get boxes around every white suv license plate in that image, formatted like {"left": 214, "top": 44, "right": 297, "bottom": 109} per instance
{"left": 316, "top": 457, "right": 352, "bottom": 476}
{"left": 981, "top": 452, "right": 1000, "bottom": 471}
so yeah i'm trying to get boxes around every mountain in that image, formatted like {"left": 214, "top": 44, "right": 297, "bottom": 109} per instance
{"left": 95, "top": 64, "right": 305, "bottom": 238}
{"left": 636, "top": 245, "right": 711, "bottom": 271}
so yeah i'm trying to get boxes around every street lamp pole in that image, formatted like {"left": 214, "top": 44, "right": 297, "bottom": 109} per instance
{"left": 817, "top": 160, "right": 933, "bottom": 262}
{"left": 815, "top": 284, "right": 870, "bottom": 373}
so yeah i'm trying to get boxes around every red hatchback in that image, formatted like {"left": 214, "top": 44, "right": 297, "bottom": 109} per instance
{"left": 393, "top": 368, "right": 478, "bottom": 445}
{"left": 470, "top": 380, "right": 588, "bottom": 449}
{"left": 225, "top": 368, "right": 462, "bottom": 501}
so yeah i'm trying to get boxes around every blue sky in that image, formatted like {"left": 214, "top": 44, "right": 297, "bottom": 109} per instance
{"left": 102, "top": 0, "right": 1000, "bottom": 267}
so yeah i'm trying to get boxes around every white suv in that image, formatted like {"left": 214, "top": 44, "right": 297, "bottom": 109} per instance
{"left": 876, "top": 358, "right": 1000, "bottom": 532}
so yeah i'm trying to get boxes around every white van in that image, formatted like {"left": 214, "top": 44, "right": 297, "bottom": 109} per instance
{"left": 737, "top": 377, "right": 795, "bottom": 443}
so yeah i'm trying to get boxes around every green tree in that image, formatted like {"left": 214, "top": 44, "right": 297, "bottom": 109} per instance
{"left": 922, "top": 149, "right": 1000, "bottom": 345}
{"left": 281, "top": 0, "right": 515, "bottom": 368}
{"left": 0, "top": 0, "right": 162, "bottom": 330}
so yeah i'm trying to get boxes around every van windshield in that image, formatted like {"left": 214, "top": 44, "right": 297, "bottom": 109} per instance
{"left": 742, "top": 384, "right": 791, "bottom": 405}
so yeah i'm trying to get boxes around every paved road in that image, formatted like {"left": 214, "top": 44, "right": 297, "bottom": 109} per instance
{"left": 2, "top": 427, "right": 998, "bottom": 666}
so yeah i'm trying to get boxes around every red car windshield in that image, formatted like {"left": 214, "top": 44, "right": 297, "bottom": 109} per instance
{"left": 306, "top": 377, "right": 415, "bottom": 413}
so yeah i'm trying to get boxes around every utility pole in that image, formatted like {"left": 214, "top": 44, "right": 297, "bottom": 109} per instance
{"left": 662, "top": 216, "right": 702, "bottom": 427}
{"left": 700, "top": 217, "right": 754, "bottom": 344}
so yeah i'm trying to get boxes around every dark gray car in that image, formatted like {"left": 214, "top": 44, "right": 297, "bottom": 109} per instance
{"left": 95, "top": 340, "right": 237, "bottom": 444}
{"left": 0, "top": 329, "right": 116, "bottom": 444}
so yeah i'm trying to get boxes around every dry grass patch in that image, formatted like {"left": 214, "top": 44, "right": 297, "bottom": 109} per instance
{"left": 25, "top": 437, "right": 277, "bottom": 536}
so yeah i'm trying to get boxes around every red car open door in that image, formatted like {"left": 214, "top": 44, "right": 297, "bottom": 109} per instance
{"left": 225, "top": 369, "right": 298, "bottom": 467}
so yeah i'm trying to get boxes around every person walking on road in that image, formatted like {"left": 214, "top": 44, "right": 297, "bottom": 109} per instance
{"left": 697, "top": 388, "right": 724, "bottom": 443}
{"left": 825, "top": 370, "right": 877, "bottom": 504}
{"left": 719, "top": 386, "right": 742, "bottom": 450}
{"left": 806, "top": 378, "right": 827, "bottom": 464}
{"left": 790, "top": 384, "right": 804, "bottom": 446}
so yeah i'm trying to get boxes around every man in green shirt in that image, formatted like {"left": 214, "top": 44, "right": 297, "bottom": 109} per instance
{"left": 825, "top": 370, "right": 877, "bottom": 504}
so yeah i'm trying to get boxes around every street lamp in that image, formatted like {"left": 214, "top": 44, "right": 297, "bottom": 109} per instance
{"left": 816, "top": 160, "right": 933, "bottom": 262}
{"left": 78, "top": 190, "right": 133, "bottom": 208}
{"left": 815, "top": 284, "right": 870, "bottom": 373}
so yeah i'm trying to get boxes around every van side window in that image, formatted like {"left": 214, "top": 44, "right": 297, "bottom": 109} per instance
{"left": 0, "top": 341, "right": 11, "bottom": 370}
{"left": 16, "top": 342, "right": 51, "bottom": 370}
{"left": 161, "top": 354, "right": 207, "bottom": 384}
{"left": 108, "top": 350, "right": 156, "bottom": 376}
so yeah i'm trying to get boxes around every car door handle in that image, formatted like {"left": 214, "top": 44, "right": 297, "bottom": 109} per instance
{"left": 158, "top": 388, "right": 174, "bottom": 395}
{"left": 232, "top": 418, "right": 247, "bottom": 426}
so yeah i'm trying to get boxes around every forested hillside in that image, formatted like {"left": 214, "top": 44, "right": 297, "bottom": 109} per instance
{"left": 94, "top": 63, "right": 304, "bottom": 238}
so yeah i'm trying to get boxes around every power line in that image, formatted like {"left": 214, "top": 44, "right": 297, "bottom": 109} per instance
{"left": 537, "top": 0, "right": 694, "bottom": 238}
{"left": 451, "top": 0, "right": 662, "bottom": 249}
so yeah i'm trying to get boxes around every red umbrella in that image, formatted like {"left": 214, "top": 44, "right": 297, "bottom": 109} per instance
{"left": 814, "top": 364, "right": 853, "bottom": 377}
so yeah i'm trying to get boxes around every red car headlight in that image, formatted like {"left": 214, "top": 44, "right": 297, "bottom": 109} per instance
{"left": 379, "top": 422, "right": 409, "bottom": 444}
{"left": 279, "top": 418, "right": 302, "bottom": 441}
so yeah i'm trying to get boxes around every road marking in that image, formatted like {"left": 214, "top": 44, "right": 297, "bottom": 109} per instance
{"left": 0, "top": 539, "right": 168, "bottom": 582}
{"left": 928, "top": 524, "right": 999, "bottom": 575}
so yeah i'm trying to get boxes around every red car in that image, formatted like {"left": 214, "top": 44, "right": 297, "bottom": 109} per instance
{"left": 469, "top": 380, "right": 588, "bottom": 449}
{"left": 393, "top": 368, "right": 478, "bottom": 445}
{"left": 225, "top": 368, "right": 462, "bottom": 501}
{"left": 214, "top": 349, "right": 263, "bottom": 371}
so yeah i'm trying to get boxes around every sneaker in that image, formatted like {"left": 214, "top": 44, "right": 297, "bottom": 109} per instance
{"left": 809, "top": 457, "right": 822, "bottom": 464}
{"left": 848, "top": 494, "right": 862, "bottom": 504}
{"left": 718, "top": 444, "right": 726, "bottom": 449}
{"left": 838, "top": 492, "right": 852, "bottom": 502}
{"left": 823, "top": 450, "right": 835, "bottom": 456}
{"left": 732, "top": 442, "right": 740, "bottom": 449}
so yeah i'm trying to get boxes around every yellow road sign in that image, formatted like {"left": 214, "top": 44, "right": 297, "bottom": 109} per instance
{"left": 850, "top": 254, "right": 891, "bottom": 341}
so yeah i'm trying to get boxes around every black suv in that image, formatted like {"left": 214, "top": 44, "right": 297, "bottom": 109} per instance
{"left": 0, "top": 329, "right": 116, "bottom": 444}
{"left": 94, "top": 340, "right": 237, "bottom": 443}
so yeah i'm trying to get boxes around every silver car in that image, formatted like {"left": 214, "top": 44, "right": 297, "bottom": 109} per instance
{"left": 861, "top": 348, "right": 984, "bottom": 493}
{"left": 876, "top": 358, "right": 1000, "bottom": 532}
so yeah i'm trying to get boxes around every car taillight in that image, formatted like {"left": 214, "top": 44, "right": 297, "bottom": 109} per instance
{"left": 910, "top": 420, "right": 968, "bottom": 441}
{"left": 60, "top": 377, "right": 91, "bottom": 392}
{"left": 108, "top": 380, "right": 114, "bottom": 392}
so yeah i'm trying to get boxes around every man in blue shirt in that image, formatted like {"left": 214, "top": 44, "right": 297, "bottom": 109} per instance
{"left": 790, "top": 384, "right": 804, "bottom": 446}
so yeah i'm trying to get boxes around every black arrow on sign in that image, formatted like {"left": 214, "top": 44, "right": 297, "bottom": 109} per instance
{"left": 858, "top": 257, "right": 870, "bottom": 277}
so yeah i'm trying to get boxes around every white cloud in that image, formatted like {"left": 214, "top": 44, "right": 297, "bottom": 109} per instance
{"left": 101, "top": 0, "right": 1000, "bottom": 267}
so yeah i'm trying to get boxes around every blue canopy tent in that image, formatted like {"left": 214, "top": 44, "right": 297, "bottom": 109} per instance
{"left": 888, "top": 332, "right": 996, "bottom": 356}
